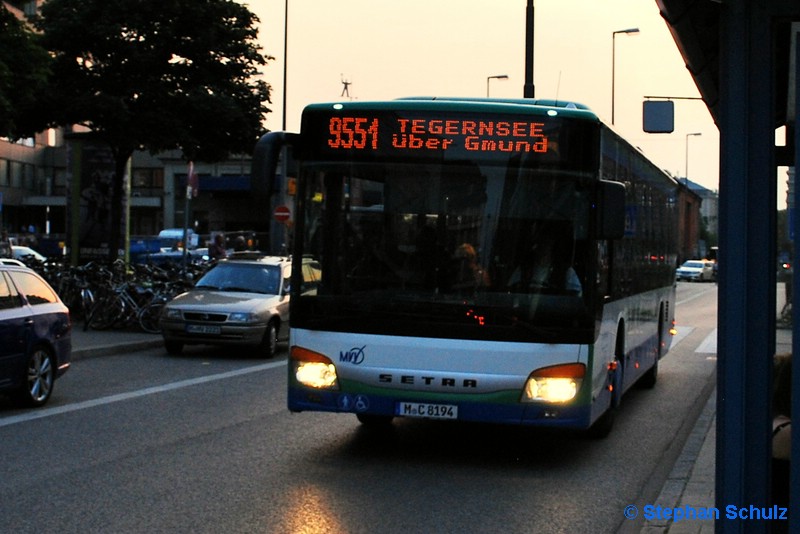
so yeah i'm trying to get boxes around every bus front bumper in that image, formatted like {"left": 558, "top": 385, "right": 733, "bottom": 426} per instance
{"left": 288, "top": 386, "right": 595, "bottom": 429}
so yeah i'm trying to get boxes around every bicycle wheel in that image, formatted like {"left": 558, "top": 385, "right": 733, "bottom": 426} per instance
{"left": 80, "top": 287, "right": 94, "bottom": 331}
{"left": 87, "top": 290, "right": 124, "bottom": 330}
{"left": 138, "top": 302, "right": 164, "bottom": 334}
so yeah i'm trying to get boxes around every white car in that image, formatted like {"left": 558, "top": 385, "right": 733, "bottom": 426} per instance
{"left": 676, "top": 260, "right": 715, "bottom": 282}
{"left": 12, "top": 246, "right": 47, "bottom": 263}
{"left": 159, "top": 255, "right": 293, "bottom": 357}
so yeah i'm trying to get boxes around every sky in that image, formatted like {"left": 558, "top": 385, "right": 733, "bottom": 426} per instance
{"left": 243, "top": 0, "right": 722, "bottom": 196}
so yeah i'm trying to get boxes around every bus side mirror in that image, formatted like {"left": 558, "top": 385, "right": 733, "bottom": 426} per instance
{"left": 251, "top": 131, "right": 300, "bottom": 195}
{"left": 598, "top": 180, "right": 626, "bottom": 240}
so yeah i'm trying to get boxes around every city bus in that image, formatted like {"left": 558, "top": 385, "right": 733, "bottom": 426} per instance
{"left": 273, "top": 97, "right": 679, "bottom": 436}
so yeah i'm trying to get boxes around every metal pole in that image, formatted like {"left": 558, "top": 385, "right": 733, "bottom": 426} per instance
{"left": 685, "top": 132, "right": 702, "bottom": 184}
{"left": 487, "top": 75, "right": 508, "bottom": 97}
{"left": 523, "top": 0, "right": 535, "bottom": 98}
{"left": 612, "top": 32, "right": 616, "bottom": 125}
{"left": 282, "top": 0, "right": 288, "bottom": 131}
{"left": 182, "top": 163, "right": 191, "bottom": 273}
{"left": 716, "top": 3, "right": 775, "bottom": 530}
{"left": 791, "top": 28, "right": 800, "bottom": 534}
{"left": 611, "top": 28, "right": 639, "bottom": 125}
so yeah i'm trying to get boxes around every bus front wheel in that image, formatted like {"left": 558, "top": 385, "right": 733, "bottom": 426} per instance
{"left": 356, "top": 413, "right": 394, "bottom": 427}
{"left": 587, "top": 405, "right": 616, "bottom": 439}
{"left": 588, "top": 355, "right": 623, "bottom": 439}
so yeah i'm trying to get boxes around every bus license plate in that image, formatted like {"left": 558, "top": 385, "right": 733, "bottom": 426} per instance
{"left": 397, "top": 402, "right": 458, "bottom": 420}
{"left": 186, "top": 324, "right": 221, "bottom": 335}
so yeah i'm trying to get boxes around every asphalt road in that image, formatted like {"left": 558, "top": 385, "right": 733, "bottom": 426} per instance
{"left": 0, "top": 282, "right": 718, "bottom": 534}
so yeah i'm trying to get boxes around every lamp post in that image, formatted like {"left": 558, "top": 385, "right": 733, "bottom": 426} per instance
{"left": 487, "top": 74, "right": 509, "bottom": 97}
{"left": 281, "top": 0, "right": 288, "bottom": 131}
{"left": 611, "top": 27, "right": 640, "bottom": 125}
{"left": 685, "top": 132, "right": 702, "bottom": 185}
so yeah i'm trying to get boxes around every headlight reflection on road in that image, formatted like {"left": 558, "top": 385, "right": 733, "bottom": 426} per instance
{"left": 280, "top": 485, "right": 343, "bottom": 534}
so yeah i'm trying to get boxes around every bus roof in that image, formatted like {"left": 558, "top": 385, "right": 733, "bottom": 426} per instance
{"left": 302, "top": 97, "right": 600, "bottom": 122}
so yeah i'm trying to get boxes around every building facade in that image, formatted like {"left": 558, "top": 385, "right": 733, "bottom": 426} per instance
{"left": 683, "top": 178, "right": 719, "bottom": 258}
{"left": 675, "top": 179, "right": 704, "bottom": 263}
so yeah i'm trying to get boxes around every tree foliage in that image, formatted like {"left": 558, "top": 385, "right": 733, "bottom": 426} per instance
{"left": 30, "top": 0, "right": 274, "bottom": 259}
{"left": 0, "top": 8, "right": 51, "bottom": 139}
{"left": 34, "top": 0, "right": 273, "bottom": 162}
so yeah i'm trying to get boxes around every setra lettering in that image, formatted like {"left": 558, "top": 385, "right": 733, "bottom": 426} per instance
{"left": 377, "top": 373, "right": 478, "bottom": 388}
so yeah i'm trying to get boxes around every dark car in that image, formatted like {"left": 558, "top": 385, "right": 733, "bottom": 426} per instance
{"left": 0, "top": 264, "right": 72, "bottom": 406}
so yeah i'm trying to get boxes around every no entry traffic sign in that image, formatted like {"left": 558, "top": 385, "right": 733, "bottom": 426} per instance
{"left": 273, "top": 205, "right": 291, "bottom": 223}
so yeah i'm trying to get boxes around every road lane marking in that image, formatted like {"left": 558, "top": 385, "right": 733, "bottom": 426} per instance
{"left": 696, "top": 328, "right": 718, "bottom": 353}
{"left": 676, "top": 285, "right": 717, "bottom": 306}
{"left": 669, "top": 326, "right": 695, "bottom": 350}
{"left": 0, "top": 360, "right": 286, "bottom": 429}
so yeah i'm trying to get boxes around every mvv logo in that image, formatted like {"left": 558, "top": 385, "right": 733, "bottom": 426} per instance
{"left": 339, "top": 345, "right": 366, "bottom": 365}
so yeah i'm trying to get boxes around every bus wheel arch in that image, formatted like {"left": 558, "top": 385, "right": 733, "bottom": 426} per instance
{"left": 639, "top": 305, "right": 663, "bottom": 389}
{"left": 587, "top": 321, "right": 624, "bottom": 438}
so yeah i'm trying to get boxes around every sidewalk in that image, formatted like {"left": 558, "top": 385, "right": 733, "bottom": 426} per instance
{"left": 70, "top": 326, "right": 163, "bottom": 360}
{"left": 640, "top": 326, "right": 792, "bottom": 533}
{"left": 640, "top": 390, "right": 717, "bottom": 534}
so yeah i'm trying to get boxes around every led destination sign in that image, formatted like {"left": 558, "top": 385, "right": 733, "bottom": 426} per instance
{"left": 326, "top": 116, "right": 549, "bottom": 154}
{"left": 301, "top": 107, "right": 595, "bottom": 165}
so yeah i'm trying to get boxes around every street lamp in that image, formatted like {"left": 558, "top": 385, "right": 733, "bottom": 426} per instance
{"left": 487, "top": 74, "right": 509, "bottom": 97}
{"left": 685, "top": 132, "right": 702, "bottom": 185}
{"left": 611, "top": 27, "right": 640, "bottom": 125}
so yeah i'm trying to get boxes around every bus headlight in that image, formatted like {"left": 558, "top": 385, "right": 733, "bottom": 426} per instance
{"left": 291, "top": 346, "right": 339, "bottom": 389}
{"left": 522, "top": 363, "right": 585, "bottom": 403}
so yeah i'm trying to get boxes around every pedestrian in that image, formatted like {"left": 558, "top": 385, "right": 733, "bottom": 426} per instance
{"left": 209, "top": 233, "right": 227, "bottom": 261}
{"left": 453, "top": 242, "right": 490, "bottom": 291}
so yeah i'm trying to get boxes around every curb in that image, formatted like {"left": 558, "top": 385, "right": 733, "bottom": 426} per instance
{"left": 72, "top": 339, "right": 164, "bottom": 361}
{"left": 640, "top": 389, "right": 717, "bottom": 533}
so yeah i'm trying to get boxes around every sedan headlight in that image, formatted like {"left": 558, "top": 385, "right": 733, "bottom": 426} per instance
{"left": 521, "top": 363, "right": 585, "bottom": 403}
{"left": 228, "top": 312, "right": 257, "bottom": 323}
{"left": 165, "top": 308, "right": 182, "bottom": 320}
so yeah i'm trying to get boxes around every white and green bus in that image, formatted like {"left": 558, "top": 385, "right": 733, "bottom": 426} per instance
{"left": 272, "top": 98, "right": 678, "bottom": 436}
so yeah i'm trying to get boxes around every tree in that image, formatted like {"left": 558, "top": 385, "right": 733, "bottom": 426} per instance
{"left": 0, "top": 8, "right": 51, "bottom": 139}
{"left": 32, "top": 0, "right": 273, "bottom": 259}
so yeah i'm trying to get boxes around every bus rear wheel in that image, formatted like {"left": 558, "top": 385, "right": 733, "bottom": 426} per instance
{"left": 639, "top": 357, "right": 659, "bottom": 389}
{"left": 640, "top": 309, "right": 664, "bottom": 389}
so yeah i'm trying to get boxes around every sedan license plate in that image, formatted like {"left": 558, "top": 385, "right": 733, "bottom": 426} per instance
{"left": 397, "top": 402, "right": 458, "bottom": 420}
{"left": 186, "top": 324, "right": 221, "bottom": 335}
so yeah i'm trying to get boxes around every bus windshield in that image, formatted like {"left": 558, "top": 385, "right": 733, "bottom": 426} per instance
{"left": 293, "top": 157, "right": 598, "bottom": 344}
